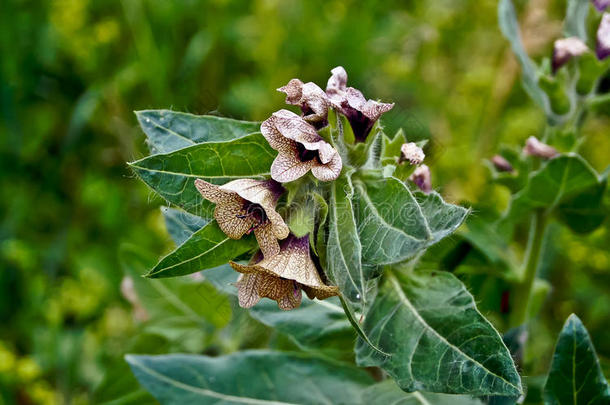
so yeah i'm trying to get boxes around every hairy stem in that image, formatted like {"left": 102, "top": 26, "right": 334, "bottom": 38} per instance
{"left": 510, "top": 210, "right": 548, "bottom": 328}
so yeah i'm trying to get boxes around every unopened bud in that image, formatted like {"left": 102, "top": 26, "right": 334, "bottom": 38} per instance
{"left": 491, "top": 155, "right": 514, "bottom": 173}
{"left": 552, "top": 37, "right": 589, "bottom": 73}
{"left": 596, "top": 13, "right": 610, "bottom": 60}
{"left": 399, "top": 143, "right": 425, "bottom": 165}
{"left": 523, "top": 136, "right": 559, "bottom": 159}
{"left": 409, "top": 164, "right": 432, "bottom": 194}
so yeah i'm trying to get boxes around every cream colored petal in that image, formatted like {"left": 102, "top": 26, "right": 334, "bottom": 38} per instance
{"left": 256, "top": 274, "right": 294, "bottom": 301}
{"left": 194, "top": 179, "right": 233, "bottom": 203}
{"left": 253, "top": 222, "right": 281, "bottom": 258}
{"left": 267, "top": 209, "right": 290, "bottom": 240}
{"left": 276, "top": 289, "right": 302, "bottom": 310}
{"left": 229, "top": 235, "right": 338, "bottom": 300}
{"left": 220, "top": 179, "right": 275, "bottom": 205}
{"left": 271, "top": 152, "right": 314, "bottom": 183}
{"left": 315, "top": 142, "right": 337, "bottom": 165}
{"left": 302, "top": 285, "right": 340, "bottom": 301}
{"left": 213, "top": 199, "right": 254, "bottom": 239}
{"left": 277, "top": 78, "right": 305, "bottom": 104}
{"left": 236, "top": 274, "right": 261, "bottom": 308}
{"left": 268, "top": 110, "right": 321, "bottom": 144}
{"left": 400, "top": 143, "right": 425, "bottom": 166}
{"left": 261, "top": 114, "right": 299, "bottom": 154}
{"left": 311, "top": 152, "right": 342, "bottom": 182}
{"left": 326, "top": 66, "right": 348, "bottom": 97}
{"left": 255, "top": 236, "right": 329, "bottom": 288}
{"left": 361, "top": 98, "right": 394, "bottom": 121}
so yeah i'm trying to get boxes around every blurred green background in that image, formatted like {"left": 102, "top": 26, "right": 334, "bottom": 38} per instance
{"left": 1, "top": 0, "right": 608, "bottom": 403}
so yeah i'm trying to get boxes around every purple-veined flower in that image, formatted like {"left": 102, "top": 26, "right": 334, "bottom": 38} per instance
{"left": 325, "top": 66, "right": 394, "bottom": 143}
{"left": 195, "top": 178, "right": 289, "bottom": 258}
{"left": 231, "top": 234, "right": 339, "bottom": 310}
{"left": 261, "top": 109, "right": 342, "bottom": 183}
{"left": 278, "top": 78, "right": 330, "bottom": 129}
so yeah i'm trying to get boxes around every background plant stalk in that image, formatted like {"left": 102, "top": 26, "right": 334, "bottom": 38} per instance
{"left": 510, "top": 210, "right": 548, "bottom": 328}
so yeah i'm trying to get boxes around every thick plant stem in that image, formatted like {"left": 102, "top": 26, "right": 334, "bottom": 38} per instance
{"left": 510, "top": 210, "right": 548, "bottom": 328}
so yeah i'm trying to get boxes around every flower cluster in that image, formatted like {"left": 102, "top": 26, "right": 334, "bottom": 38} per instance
{"left": 194, "top": 67, "right": 393, "bottom": 310}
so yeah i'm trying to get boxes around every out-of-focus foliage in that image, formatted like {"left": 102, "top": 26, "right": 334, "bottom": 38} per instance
{"left": 1, "top": 0, "right": 608, "bottom": 403}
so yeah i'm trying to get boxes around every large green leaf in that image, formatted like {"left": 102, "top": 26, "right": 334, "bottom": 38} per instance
{"left": 356, "top": 269, "right": 522, "bottom": 396}
{"left": 137, "top": 110, "right": 260, "bottom": 154}
{"left": 498, "top": 0, "right": 546, "bottom": 110}
{"left": 353, "top": 177, "right": 468, "bottom": 266}
{"left": 146, "top": 220, "right": 256, "bottom": 278}
{"left": 129, "top": 133, "right": 276, "bottom": 214}
{"left": 126, "top": 350, "right": 374, "bottom": 405}
{"left": 362, "top": 380, "right": 484, "bottom": 405}
{"left": 564, "top": 0, "right": 590, "bottom": 41}
{"left": 327, "top": 174, "right": 368, "bottom": 305}
{"left": 95, "top": 333, "right": 167, "bottom": 405}
{"left": 543, "top": 314, "right": 610, "bottom": 405}
{"left": 161, "top": 206, "right": 209, "bottom": 245}
{"left": 503, "top": 154, "right": 606, "bottom": 235}
{"left": 120, "top": 244, "right": 232, "bottom": 331}
{"left": 249, "top": 297, "right": 354, "bottom": 354}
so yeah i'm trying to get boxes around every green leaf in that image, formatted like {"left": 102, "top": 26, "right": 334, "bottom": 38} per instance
{"left": 498, "top": 0, "right": 546, "bottom": 110}
{"left": 564, "top": 0, "right": 590, "bottom": 41}
{"left": 120, "top": 244, "right": 232, "bottom": 330}
{"left": 136, "top": 110, "right": 260, "bottom": 154}
{"left": 161, "top": 206, "right": 208, "bottom": 245}
{"left": 503, "top": 154, "right": 606, "bottom": 235}
{"left": 327, "top": 173, "right": 367, "bottom": 305}
{"left": 557, "top": 177, "right": 608, "bottom": 234}
{"left": 543, "top": 314, "right": 610, "bottom": 405}
{"left": 249, "top": 297, "right": 354, "bottom": 354}
{"left": 129, "top": 133, "right": 276, "bottom": 215}
{"left": 126, "top": 350, "right": 374, "bottom": 405}
{"left": 146, "top": 220, "right": 256, "bottom": 278}
{"left": 353, "top": 176, "right": 468, "bottom": 266}
{"left": 95, "top": 333, "right": 167, "bottom": 405}
{"left": 325, "top": 174, "right": 390, "bottom": 355}
{"left": 356, "top": 270, "right": 522, "bottom": 396}
{"left": 362, "top": 380, "right": 485, "bottom": 405}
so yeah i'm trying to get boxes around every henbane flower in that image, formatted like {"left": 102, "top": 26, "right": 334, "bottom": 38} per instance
{"left": 194, "top": 178, "right": 289, "bottom": 257}
{"left": 261, "top": 109, "right": 342, "bottom": 183}
{"left": 325, "top": 66, "right": 394, "bottom": 143}
{"left": 278, "top": 79, "right": 330, "bottom": 128}
{"left": 231, "top": 234, "right": 339, "bottom": 310}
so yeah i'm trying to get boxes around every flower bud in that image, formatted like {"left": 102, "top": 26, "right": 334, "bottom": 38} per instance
{"left": 552, "top": 37, "right": 589, "bottom": 73}
{"left": 523, "top": 136, "right": 559, "bottom": 159}
{"left": 596, "top": 13, "right": 610, "bottom": 60}
{"left": 409, "top": 164, "right": 432, "bottom": 194}
{"left": 399, "top": 143, "right": 425, "bottom": 165}
{"left": 491, "top": 155, "right": 514, "bottom": 173}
